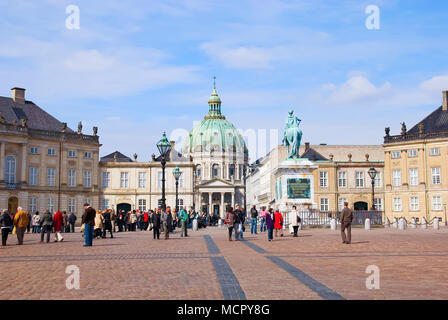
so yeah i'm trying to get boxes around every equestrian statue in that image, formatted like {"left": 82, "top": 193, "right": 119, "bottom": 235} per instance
{"left": 282, "top": 109, "right": 302, "bottom": 159}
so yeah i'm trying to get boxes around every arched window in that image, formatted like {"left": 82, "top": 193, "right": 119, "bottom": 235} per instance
{"left": 228, "top": 164, "right": 235, "bottom": 179}
{"left": 5, "top": 156, "right": 16, "bottom": 184}
{"left": 196, "top": 165, "right": 201, "bottom": 179}
{"left": 212, "top": 164, "right": 220, "bottom": 178}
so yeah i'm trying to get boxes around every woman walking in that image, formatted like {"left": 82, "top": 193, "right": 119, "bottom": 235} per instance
{"left": 53, "top": 210, "right": 64, "bottom": 242}
{"left": 225, "top": 207, "right": 235, "bottom": 241}
{"left": 288, "top": 205, "right": 301, "bottom": 237}
{"left": 259, "top": 206, "right": 268, "bottom": 233}
{"left": 274, "top": 208, "right": 284, "bottom": 238}
{"left": 266, "top": 208, "right": 275, "bottom": 241}
{"left": 32, "top": 212, "right": 41, "bottom": 233}
{"left": 0, "top": 209, "right": 13, "bottom": 246}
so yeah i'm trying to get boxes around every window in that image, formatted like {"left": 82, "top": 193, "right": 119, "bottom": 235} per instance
{"left": 138, "top": 172, "right": 146, "bottom": 188}
{"left": 68, "top": 198, "right": 76, "bottom": 213}
{"left": 196, "top": 166, "right": 201, "bottom": 179}
{"left": 319, "top": 171, "right": 328, "bottom": 188}
{"left": 29, "top": 197, "right": 37, "bottom": 213}
{"left": 176, "top": 199, "right": 184, "bottom": 211}
{"left": 320, "top": 198, "right": 329, "bottom": 211}
{"left": 47, "top": 148, "right": 56, "bottom": 156}
{"left": 138, "top": 199, "right": 147, "bottom": 212}
{"left": 5, "top": 156, "right": 16, "bottom": 184}
{"left": 120, "top": 172, "right": 128, "bottom": 188}
{"left": 102, "top": 172, "right": 110, "bottom": 188}
{"left": 338, "top": 198, "right": 347, "bottom": 211}
{"left": 157, "top": 171, "right": 162, "bottom": 189}
{"left": 432, "top": 196, "right": 442, "bottom": 211}
{"left": 212, "top": 164, "right": 219, "bottom": 178}
{"left": 408, "top": 149, "right": 417, "bottom": 157}
{"left": 30, "top": 147, "right": 39, "bottom": 154}
{"left": 68, "top": 150, "right": 76, "bottom": 158}
{"left": 239, "top": 164, "right": 244, "bottom": 179}
{"left": 392, "top": 170, "right": 401, "bottom": 187}
{"left": 356, "top": 171, "right": 364, "bottom": 188}
{"left": 47, "top": 168, "right": 56, "bottom": 186}
{"left": 391, "top": 151, "right": 401, "bottom": 159}
{"left": 101, "top": 199, "right": 109, "bottom": 210}
{"left": 374, "top": 172, "right": 382, "bottom": 188}
{"left": 29, "top": 167, "right": 38, "bottom": 185}
{"left": 68, "top": 170, "right": 76, "bottom": 187}
{"left": 431, "top": 167, "right": 441, "bottom": 185}
{"left": 179, "top": 173, "right": 184, "bottom": 188}
{"left": 47, "top": 198, "right": 55, "bottom": 212}
{"left": 83, "top": 170, "right": 91, "bottom": 187}
{"left": 374, "top": 198, "right": 383, "bottom": 211}
{"left": 228, "top": 164, "right": 235, "bottom": 179}
{"left": 338, "top": 171, "right": 347, "bottom": 188}
{"left": 393, "top": 197, "right": 402, "bottom": 211}
{"left": 84, "top": 152, "right": 92, "bottom": 159}
{"left": 409, "top": 168, "right": 418, "bottom": 186}
{"left": 410, "top": 196, "right": 419, "bottom": 211}
{"left": 430, "top": 147, "right": 440, "bottom": 156}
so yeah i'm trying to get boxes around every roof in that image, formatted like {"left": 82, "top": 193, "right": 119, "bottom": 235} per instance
{"left": 301, "top": 148, "right": 328, "bottom": 161}
{"left": 297, "top": 145, "right": 383, "bottom": 162}
{"left": 407, "top": 106, "right": 448, "bottom": 134}
{"left": 0, "top": 96, "right": 74, "bottom": 132}
{"left": 155, "top": 147, "right": 190, "bottom": 162}
{"left": 100, "top": 151, "right": 133, "bottom": 162}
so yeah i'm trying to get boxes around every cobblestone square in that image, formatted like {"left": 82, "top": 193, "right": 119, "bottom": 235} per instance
{"left": 1, "top": 226, "right": 448, "bottom": 300}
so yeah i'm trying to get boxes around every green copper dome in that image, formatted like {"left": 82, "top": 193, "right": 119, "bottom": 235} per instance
{"left": 184, "top": 85, "right": 247, "bottom": 154}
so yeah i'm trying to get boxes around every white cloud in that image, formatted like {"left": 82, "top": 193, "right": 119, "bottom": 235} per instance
{"left": 419, "top": 74, "right": 448, "bottom": 92}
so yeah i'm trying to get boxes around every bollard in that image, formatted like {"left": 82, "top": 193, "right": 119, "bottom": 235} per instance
{"left": 385, "top": 218, "right": 390, "bottom": 228}
{"left": 192, "top": 219, "right": 198, "bottom": 231}
{"left": 330, "top": 218, "right": 337, "bottom": 230}
{"left": 393, "top": 218, "right": 398, "bottom": 229}
{"left": 410, "top": 218, "right": 416, "bottom": 228}
{"left": 434, "top": 218, "right": 439, "bottom": 230}
{"left": 421, "top": 218, "right": 427, "bottom": 229}
{"left": 365, "top": 218, "right": 371, "bottom": 230}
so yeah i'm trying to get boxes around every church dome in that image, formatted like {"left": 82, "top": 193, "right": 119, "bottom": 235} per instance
{"left": 184, "top": 85, "right": 247, "bottom": 154}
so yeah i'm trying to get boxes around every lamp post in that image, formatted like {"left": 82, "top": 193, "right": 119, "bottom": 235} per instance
{"left": 157, "top": 132, "right": 171, "bottom": 211}
{"left": 173, "top": 165, "right": 182, "bottom": 212}
{"left": 368, "top": 167, "right": 378, "bottom": 211}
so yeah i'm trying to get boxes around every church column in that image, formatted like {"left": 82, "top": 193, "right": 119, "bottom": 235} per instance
{"left": 208, "top": 192, "right": 212, "bottom": 214}
{"left": 0, "top": 142, "right": 5, "bottom": 182}
{"left": 220, "top": 192, "right": 225, "bottom": 218}
{"left": 231, "top": 191, "right": 235, "bottom": 209}
{"left": 198, "top": 192, "right": 202, "bottom": 213}
{"left": 21, "top": 143, "right": 27, "bottom": 183}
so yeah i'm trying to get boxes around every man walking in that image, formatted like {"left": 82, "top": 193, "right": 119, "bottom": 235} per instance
{"left": 102, "top": 209, "right": 113, "bottom": 238}
{"left": 151, "top": 209, "right": 161, "bottom": 240}
{"left": 250, "top": 205, "right": 258, "bottom": 234}
{"left": 340, "top": 202, "right": 353, "bottom": 244}
{"left": 162, "top": 207, "right": 173, "bottom": 239}
{"left": 180, "top": 206, "right": 189, "bottom": 237}
{"left": 68, "top": 212, "right": 77, "bottom": 232}
{"left": 40, "top": 210, "right": 53, "bottom": 243}
{"left": 13, "top": 207, "right": 29, "bottom": 245}
{"left": 233, "top": 205, "right": 243, "bottom": 240}
{"left": 0, "top": 210, "right": 12, "bottom": 246}
{"left": 82, "top": 203, "right": 96, "bottom": 247}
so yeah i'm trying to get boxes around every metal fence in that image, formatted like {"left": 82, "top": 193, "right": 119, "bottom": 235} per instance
{"left": 296, "top": 210, "right": 383, "bottom": 227}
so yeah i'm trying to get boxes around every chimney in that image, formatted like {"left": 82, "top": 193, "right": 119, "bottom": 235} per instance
{"left": 11, "top": 87, "right": 25, "bottom": 104}
{"left": 443, "top": 90, "right": 448, "bottom": 111}
{"left": 305, "top": 142, "right": 310, "bottom": 151}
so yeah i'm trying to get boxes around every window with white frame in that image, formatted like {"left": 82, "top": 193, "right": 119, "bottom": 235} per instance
{"left": 120, "top": 172, "right": 128, "bottom": 188}
{"left": 138, "top": 199, "right": 147, "bottom": 212}
{"left": 30, "top": 147, "right": 39, "bottom": 154}
{"left": 157, "top": 171, "right": 163, "bottom": 189}
{"left": 432, "top": 196, "right": 442, "bottom": 211}
{"left": 374, "top": 172, "right": 382, "bottom": 188}
{"left": 68, "top": 169, "right": 76, "bottom": 187}
{"left": 356, "top": 171, "right": 364, "bottom": 188}
{"left": 83, "top": 170, "right": 91, "bottom": 187}
{"left": 29, "top": 197, "right": 37, "bottom": 213}
{"left": 392, "top": 170, "right": 401, "bottom": 187}
{"left": 212, "top": 164, "right": 219, "bottom": 178}
{"left": 84, "top": 152, "right": 92, "bottom": 159}
{"left": 68, "top": 198, "right": 76, "bottom": 213}
{"left": 47, "top": 197, "right": 55, "bottom": 212}
{"left": 68, "top": 150, "right": 76, "bottom": 158}
{"left": 409, "top": 196, "right": 419, "bottom": 211}
{"left": 391, "top": 151, "right": 401, "bottom": 159}
{"left": 47, "top": 168, "right": 56, "bottom": 186}
{"left": 102, "top": 172, "right": 110, "bottom": 188}
{"left": 5, "top": 156, "right": 16, "bottom": 184}
{"left": 228, "top": 164, "right": 235, "bottom": 179}
{"left": 47, "top": 148, "right": 56, "bottom": 156}
{"left": 319, "top": 171, "right": 328, "bottom": 188}
{"left": 29, "top": 167, "right": 38, "bottom": 186}
{"left": 176, "top": 198, "right": 184, "bottom": 211}
{"left": 320, "top": 198, "right": 329, "bottom": 211}
{"left": 338, "top": 171, "right": 347, "bottom": 188}
{"left": 138, "top": 172, "right": 146, "bottom": 188}
{"left": 374, "top": 198, "right": 383, "bottom": 211}
{"left": 430, "top": 147, "right": 440, "bottom": 156}
{"left": 431, "top": 167, "right": 441, "bottom": 185}
{"left": 101, "top": 199, "right": 109, "bottom": 210}
{"left": 409, "top": 168, "right": 418, "bottom": 186}
{"left": 338, "top": 198, "right": 347, "bottom": 211}
{"left": 393, "top": 197, "right": 402, "bottom": 211}
{"left": 408, "top": 149, "right": 417, "bottom": 158}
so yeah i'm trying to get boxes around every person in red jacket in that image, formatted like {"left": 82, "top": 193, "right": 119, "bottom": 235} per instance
{"left": 53, "top": 211, "right": 64, "bottom": 242}
{"left": 274, "top": 209, "right": 284, "bottom": 238}
{"left": 143, "top": 211, "right": 149, "bottom": 231}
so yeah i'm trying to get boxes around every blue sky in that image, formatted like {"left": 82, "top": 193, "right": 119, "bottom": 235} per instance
{"left": 1, "top": 0, "right": 448, "bottom": 161}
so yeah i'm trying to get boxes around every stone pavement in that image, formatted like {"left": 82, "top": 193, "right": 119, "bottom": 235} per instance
{"left": 1, "top": 225, "right": 448, "bottom": 300}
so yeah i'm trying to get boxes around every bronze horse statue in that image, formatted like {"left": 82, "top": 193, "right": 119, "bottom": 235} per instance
{"left": 282, "top": 110, "right": 302, "bottom": 159}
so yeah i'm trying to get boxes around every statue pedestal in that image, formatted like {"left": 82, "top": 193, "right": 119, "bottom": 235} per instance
{"left": 273, "top": 158, "right": 318, "bottom": 211}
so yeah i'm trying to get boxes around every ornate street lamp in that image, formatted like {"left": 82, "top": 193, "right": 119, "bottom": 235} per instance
{"left": 368, "top": 167, "right": 378, "bottom": 211}
{"left": 173, "top": 165, "right": 183, "bottom": 212}
{"left": 157, "top": 132, "right": 171, "bottom": 211}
